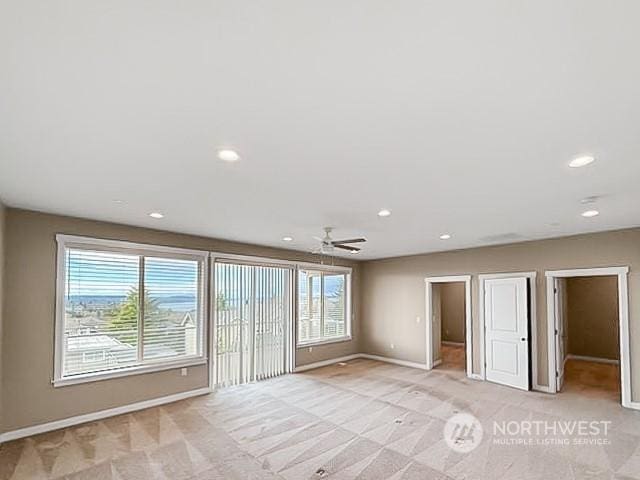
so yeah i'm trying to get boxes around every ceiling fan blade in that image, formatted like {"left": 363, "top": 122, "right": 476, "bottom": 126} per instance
{"left": 334, "top": 244, "right": 360, "bottom": 252}
{"left": 332, "top": 238, "right": 367, "bottom": 245}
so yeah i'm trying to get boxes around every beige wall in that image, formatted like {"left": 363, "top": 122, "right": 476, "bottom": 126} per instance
{"left": 440, "top": 282, "right": 466, "bottom": 344}
{"left": 361, "top": 228, "right": 640, "bottom": 401}
{"left": 566, "top": 276, "right": 619, "bottom": 360}
{"left": 1, "top": 209, "right": 361, "bottom": 432}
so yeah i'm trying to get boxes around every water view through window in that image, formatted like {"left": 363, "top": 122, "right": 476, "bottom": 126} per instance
{"left": 63, "top": 247, "right": 200, "bottom": 377}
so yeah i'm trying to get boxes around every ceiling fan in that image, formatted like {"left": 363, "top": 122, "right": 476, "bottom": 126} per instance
{"left": 313, "top": 227, "right": 367, "bottom": 254}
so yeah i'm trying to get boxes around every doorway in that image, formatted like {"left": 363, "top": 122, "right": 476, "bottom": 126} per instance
{"left": 213, "top": 260, "right": 293, "bottom": 386}
{"left": 546, "top": 267, "right": 631, "bottom": 408}
{"left": 425, "top": 276, "right": 472, "bottom": 375}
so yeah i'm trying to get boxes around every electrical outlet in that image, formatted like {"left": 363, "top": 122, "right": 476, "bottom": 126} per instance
{"left": 181, "top": 368, "right": 188, "bottom": 376}
{"left": 390, "top": 343, "right": 395, "bottom": 349}
{"left": 308, "top": 346, "right": 313, "bottom": 353}
{"left": 416, "top": 316, "right": 421, "bottom": 323}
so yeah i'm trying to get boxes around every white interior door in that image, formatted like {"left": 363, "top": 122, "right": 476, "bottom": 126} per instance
{"left": 554, "top": 278, "right": 566, "bottom": 391}
{"left": 484, "top": 277, "right": 529, "bottom": 390}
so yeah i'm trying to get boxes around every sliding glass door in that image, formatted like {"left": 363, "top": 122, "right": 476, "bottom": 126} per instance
{"left": 213, "top": 260, "right": 292, "bottom": 386}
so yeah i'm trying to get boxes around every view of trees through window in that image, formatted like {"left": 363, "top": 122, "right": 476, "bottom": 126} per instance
{"left": 63, "top": 248, "right": 200, "bottom": 377}
{"left": 60, "top": 241, "right": 349, "bottom": 381}
{"left": 298, "top": 269, "right": 347, "bottom": 344}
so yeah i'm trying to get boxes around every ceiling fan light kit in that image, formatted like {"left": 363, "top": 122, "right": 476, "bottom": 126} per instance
{"left": 314, "top": 227, "right": 367, "bottom": 255}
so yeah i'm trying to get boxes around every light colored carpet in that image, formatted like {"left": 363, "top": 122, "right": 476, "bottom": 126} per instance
{"left": 1, "top": 358, "right": 640, "bottom": 479}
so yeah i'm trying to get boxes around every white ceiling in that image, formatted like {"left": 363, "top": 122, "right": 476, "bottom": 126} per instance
{"left": 1, "top": 1, "right": 639, "bottom": 260}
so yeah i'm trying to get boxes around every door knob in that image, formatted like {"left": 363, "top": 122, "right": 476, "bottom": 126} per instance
{"left": 520, "top": 338, "right": 526, "bottom": 342}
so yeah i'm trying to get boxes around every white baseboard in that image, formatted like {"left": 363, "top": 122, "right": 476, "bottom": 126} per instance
{"left": 294, "top": 354, "right": 361, "bottom": 373}
{"left": 0, "top": 353, "right": 427, "bottom": 443}
{"left": 359, "top": 354, "right": 429, "bottom": 370}
{"left": 0, "top": 387, "right": 211, "bottom": 444}
{"left": 5, "top": 351, "right": 632, "bottom": 443}
{"left": 567, "top": 354, "right": 619, "bottom": 365}
{"left": 442, "top": 341, "right": 465, "bottom": 347}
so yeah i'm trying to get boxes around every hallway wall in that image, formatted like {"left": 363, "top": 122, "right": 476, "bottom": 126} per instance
{"left": 566, "top": 276, "right": 619, "bottom": 361}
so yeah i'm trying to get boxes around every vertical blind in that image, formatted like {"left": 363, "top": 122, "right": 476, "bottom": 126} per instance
{"left": 62, "top": 246, "right": 203, "bottom": 378}
{"left": 215, "top": 261, "right": 291, "bottom": 386}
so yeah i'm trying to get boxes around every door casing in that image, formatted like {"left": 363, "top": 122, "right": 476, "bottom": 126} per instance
{"left": 424, "top": 276, "right": 472, "bottom": 375}
{"left": 554, "top": 278, "right": 566, "bottom": 391}
{"left": 545, "top": 267, "right": 634, "bottom": 409}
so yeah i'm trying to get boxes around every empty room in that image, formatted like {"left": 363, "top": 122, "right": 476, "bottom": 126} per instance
{"left": 1, "top": 2, "right": 640, "bottom": 480}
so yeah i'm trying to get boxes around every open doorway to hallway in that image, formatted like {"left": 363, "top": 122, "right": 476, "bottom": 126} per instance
{"left": 547, "top": 266, "right": 631, "bottom": 408}
{"left": 556, "top": 275, "right": 621, "bottom": 402}
{"left": 425, "top": 275, "right": 471, "bottom": 375}
{"left": 433, "top": 282, "right": 466, "bottom": 372}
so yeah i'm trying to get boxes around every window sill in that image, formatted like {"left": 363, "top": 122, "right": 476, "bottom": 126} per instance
{"left": 53, "top": 357, "right": 207, "bottom": 388}
{"left": 297, "top": 336, "right": 352, "bottom": 348}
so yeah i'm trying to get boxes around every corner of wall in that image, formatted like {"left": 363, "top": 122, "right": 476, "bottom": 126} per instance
{"left": 357, "top": 260, "right": 371, "bottom": 356}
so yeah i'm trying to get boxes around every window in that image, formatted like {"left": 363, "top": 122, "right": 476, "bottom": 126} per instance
{"left": 54, "top": 235, "right": 207, "bottom": 386}
{"left": 297, "top": 268, "right": 351, "bottom": 345}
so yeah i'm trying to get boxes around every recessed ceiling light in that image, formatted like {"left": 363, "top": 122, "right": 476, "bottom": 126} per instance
{"left": 569, "top": 155, "right": 595, "bottom": 168}
{"left": 581, "top": 210, "right": 599, "bottom": 218}
{"left": 378, "top": 209, "right": 391, "bottom": 217}
{"left": 350, "top": 250, "right": 360, "bottom": 254}
{"left": 149, "top": 212, "right": 164, "bottom": 219}
{"left": 282, "top": 236, "right": 293, "bottom": 242}
{"left": 217, "top": 149, "right": 240, "bottom": 162}
{"left": 112, "top": 199, "right": 123, "bottom": 204}
{"left": 439, "top": 234, "right": 451, "bottom": 240}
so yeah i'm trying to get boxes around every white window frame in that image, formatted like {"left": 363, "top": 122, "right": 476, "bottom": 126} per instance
{"left": 296, "top": 266, "right": 352, "bottom": 347}
{"left": 54, "top": 234, "right": 209, "bottom": 387}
